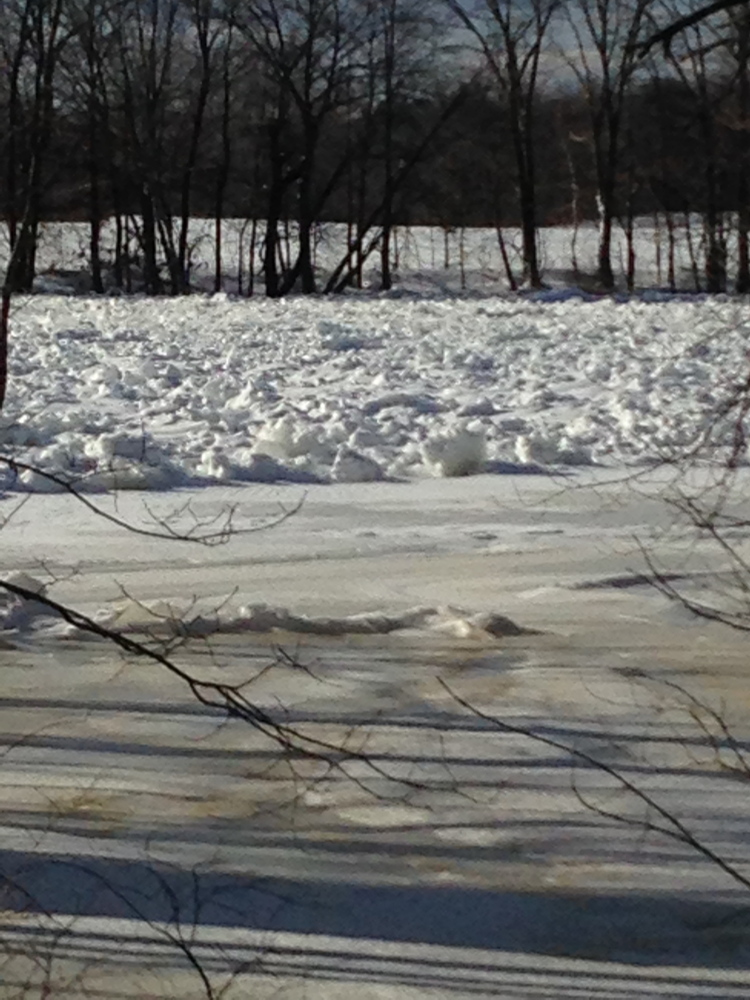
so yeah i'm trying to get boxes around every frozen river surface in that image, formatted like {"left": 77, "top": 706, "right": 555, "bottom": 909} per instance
{"left": 2, "top": 471, "right": 750, "bottom": 997}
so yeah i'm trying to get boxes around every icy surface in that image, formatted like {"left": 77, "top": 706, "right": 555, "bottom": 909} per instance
{"left": 3, "top": 495, "right": 750, "bottom": 1000}
{"left": 1, "top": 293, "right": 748, "bottom": 490}
{"left": 3, "top": 276, "right": 750, "bottom": 995}
{"left": 2, "top": 472, "right": 750, "bottom": 998}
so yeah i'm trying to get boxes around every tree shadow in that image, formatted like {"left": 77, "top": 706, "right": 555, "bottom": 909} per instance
{"left": 3, "top": 849, "right": 750, "bottom": 971}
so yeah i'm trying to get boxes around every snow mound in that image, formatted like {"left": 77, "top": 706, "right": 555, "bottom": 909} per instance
{"left": 197, "top": 448, "right": 321, "bottom": 484}
{"left": 99, "top": 599, "right": 529, "bottom": 639}
{"left": 430, "top": 608, "right": 531, "bottom": 639}
{"left": 82, "top": 460, "right": 187, "bottom": 491}
{"left": 515, "top": 433, "right": 593, "bottom": 467}
{"left": 252, "top": 414, "right": 336, "bottom": 465}
{"left": 233, "top": 452, "right": 322, "bottom": 484}
{"left": 19, "top": 458, "right": 187, "bottom": 493}
{"left": 422, "top": 428, "right": 487, "bottom": 477}
{"left": 331, "top": 446, "right": 384, "bottom": 483}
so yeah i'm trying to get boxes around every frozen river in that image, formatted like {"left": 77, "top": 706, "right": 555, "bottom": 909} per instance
{"left": 2, "top": 471, "right": 750, "bottom": 997}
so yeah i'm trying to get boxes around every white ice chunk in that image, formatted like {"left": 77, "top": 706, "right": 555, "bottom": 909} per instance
{"left": 331, "top": 446, "right": 384, "bottom": 483}
{"left": 85, "top": 432, "right": 164, "bottom": 465}
{"left": 319, "top": 321, "right": 374, "bottom": 351}
{"left": 515, "top": 433, "right": 561, "bottom": 466}
{"left": 458, "top": 398, "right": 497, "bottom": 417}
{"left": 515, "top": 432, "right": 592, "bottom": 467}
{"left": 19, "top": 467, "right": 67, "bottom": 492}
{"left": 253, "top": 414, "right": 334, "bottom": 463}
{"left": 80, "top": 459, "right": 186, "bottom": 491}
{"left": 230, "top": 450, "right": 322, "bottom": 484}
{"left": 363, "top": 393, "right": 443, "bottom": 416}
{"left": 422, "top": 428, "right": 487, "bottom": 477}
{"left": 197, "top": 447, "right": 234, "bottom": 480}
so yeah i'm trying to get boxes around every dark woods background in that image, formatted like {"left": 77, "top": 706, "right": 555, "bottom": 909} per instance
{"left": 2, "top": 0, "right": 749, "bottom": 295}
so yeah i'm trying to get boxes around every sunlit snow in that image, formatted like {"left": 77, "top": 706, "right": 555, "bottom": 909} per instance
{"left": 1, "top": 292, "right": 746, "bottom": 492}
{"left": 3, "top": 228, "right": 750, "bottom": 998}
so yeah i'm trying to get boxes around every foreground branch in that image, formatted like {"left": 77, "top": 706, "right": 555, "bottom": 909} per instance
{"left": 0, "top": 456, "right": 304, "bottom": 546}
{"left": 0, "top": 579, "right": 418, "bottom": 795}
{"left": 638, "top": 0, "right": 749, "bottom": 55}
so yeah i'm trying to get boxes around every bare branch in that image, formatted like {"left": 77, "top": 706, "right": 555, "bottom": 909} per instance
{"left": 0, "top": 455, "right": 304, "bottom": 546}
{"left": 638, "top": 0, "right": 749, "bottom": 55}
{"left": 440, "top": 678, "right": 750, "bottom": 893}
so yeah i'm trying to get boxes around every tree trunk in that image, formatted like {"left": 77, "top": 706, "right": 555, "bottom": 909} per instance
{"left": 213, "top": 43, "right": 232, "bottom": 294}
{"left": 596, "top": 139, "right": 617, "bottom": 291}
{"left": 508, "top": 78, "right": 541, "bottom": 288}
{"left": 496, "top": 225, "right": 517, "bottom": 291}
{"left": 597, "top": 189, "right": 615, "bottom": 291}
{"left": 0, "top": 289, "right": 10, "bottom": 413}
{"left": 88, "top": 107, "right": 104, "bottom": 293}
{"left": 704, "top": 153, "right": 726, "bottom": 293}
{"left": 178, "top": 48, "right": 212, "bottom": 286}
{"left": 380, "top": 10, "right": 395, "bottom": 292}
{"left": 140, "top": 190, "right": 162, "bottom": 294}
{"left": 666, "top": 213, "right": 676, "bottom": 292}
{"left": 113, "top": 209, "right": 124, "bottom": 289}
{"left": 736, "top": 13, "right": 750, "bottom": 292}
{"left": 296, "top": 170, "right": 317, "bottom": 294}
{"left": 519, "top": 182, "right": 541, "bottom": 287}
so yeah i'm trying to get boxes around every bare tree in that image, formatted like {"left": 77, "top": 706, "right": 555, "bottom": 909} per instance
{"left": 176, "top": 0, "right": 224, "bottom": 288}
{"left": 565, "top": 0, "right": 650, "bottom": 291}
{"left": 445, "top": 0, "right": 560, "bottom": 288}
{"left": 105, "top": 0, "right": 186, "bottom": 293}
{"left": 211, "top": 23, "right": 238, "bottom": 292}
{"left": 657, "top": 1, "right": 733, "bottom": 292}
{"left": 229, "top": 0, "right": 372, "bottom": 295}
{"left": 59, "top": 0, "right": 119, "bottom": 293}
{"left": 322, "top": 80, "right": 472, "bottom": 292}
{"left": 720, "top": 3, "right": 750, "bottom": 292}
{"left": 2, "top": 0, "right": 69, "bottom": 294}
{"left": 379, "top": 0, "right": 399, "bottom": 290}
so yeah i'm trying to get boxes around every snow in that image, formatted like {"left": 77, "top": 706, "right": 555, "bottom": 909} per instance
{"left": 1, "top": 293, "right": 748, "bottom": 492}
{"left": 88, "top": 598, "right": 529, "bottom": 640}
{"left": 4, "top": 233, "right": 750, "bottom": 995}
{"left": 14, "top": 217, "right": 742, "bottom": 297}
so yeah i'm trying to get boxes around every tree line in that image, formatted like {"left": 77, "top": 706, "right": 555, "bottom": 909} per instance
{"left": 1, "top": 0, "right": 749, "bottom": 296}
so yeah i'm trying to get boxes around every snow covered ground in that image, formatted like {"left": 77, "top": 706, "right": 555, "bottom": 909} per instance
{"left": 2, "top": 274, "right": 750, "bottom": 996}
{"left": 2, "top": 292, "right": 749, "bottom": 493}
{"left": 12, "top": 217, "right": 731, "bottom": 295}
